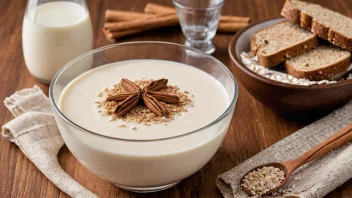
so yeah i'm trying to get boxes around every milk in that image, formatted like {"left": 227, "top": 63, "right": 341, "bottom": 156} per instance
{"left": 57, "top": 60, "right": 234, "bottom": 188}
{"left": 22, "top": 1, "right": 93, "bottom": 83}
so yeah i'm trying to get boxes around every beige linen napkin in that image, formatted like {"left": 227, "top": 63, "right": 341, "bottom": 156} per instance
{"left": 217, "top": 101, "right": 352, "bottom": 198}
{"left": 1, "top": 86, "right": 97, "bottom": 198}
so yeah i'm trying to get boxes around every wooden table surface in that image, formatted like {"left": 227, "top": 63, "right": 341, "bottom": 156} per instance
{"left": 1, "top": 0, "right": 351, "bottom": 197}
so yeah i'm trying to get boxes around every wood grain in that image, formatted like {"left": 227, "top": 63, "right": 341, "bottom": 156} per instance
{"left": 0, "top": 0, "right": 351, "bottom": 197}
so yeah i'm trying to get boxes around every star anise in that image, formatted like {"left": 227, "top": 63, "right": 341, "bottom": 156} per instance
{"left": 106, "top": 78, "right": 180, "bottom": 117}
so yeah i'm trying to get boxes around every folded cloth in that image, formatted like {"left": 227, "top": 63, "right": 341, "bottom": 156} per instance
{"left": 217, "top": 101, "right": 352, "bottom": 198}
{"left": 1, "top": 86, "right": 97, "bottom": 198}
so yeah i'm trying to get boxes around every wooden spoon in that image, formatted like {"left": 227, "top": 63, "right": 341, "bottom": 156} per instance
{"left": 242, "top": 122, "right": 352, "bottom": 196}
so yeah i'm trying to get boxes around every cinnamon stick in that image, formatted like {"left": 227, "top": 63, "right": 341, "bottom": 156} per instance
{"left": 105, "top": 10, "right": 155, "bottom": 22}
{"left": 103, "top": 4, "right": 250, "bottom": 41}
{"left": 104, "top": 20, "right": 248, "bottom": 41}
{"left": 217, "top": 22, "right": 249, "bottom": 33}
{"left": 218, "top": 15, "right": 251, "bottom": 23}
{"left": 144, "top": 3, "right": 175, "bottom": 14}
{"left": 104, "top": 13, "right": 248, "bottom": 35}
{"left": 144, "top": 3, "right": 250, "bottom": 23}
{"left": 104, "top": 14, "right": 179, "bottom": 32}
{"left": 103, "top": 28, "right": 144, "bottom": 42}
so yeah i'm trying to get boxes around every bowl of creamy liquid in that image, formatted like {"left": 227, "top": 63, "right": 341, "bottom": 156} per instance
{"left": 22, "top": 0, "right": 93, "bottom": 84}
{"left": 49, "top": 42, "right": 238, "bottom": 193}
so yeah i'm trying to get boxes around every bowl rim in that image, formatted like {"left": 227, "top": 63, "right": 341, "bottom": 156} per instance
{"left": 228, "top": 17, "right": 352, "bottom": 90}
{"left": 49, "top": 41, "right": 238, "bottom": 142}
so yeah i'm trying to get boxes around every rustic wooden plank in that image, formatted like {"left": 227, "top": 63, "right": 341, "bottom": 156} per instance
{"left": 0, "top": 0, "right": 351, "bottom": 197}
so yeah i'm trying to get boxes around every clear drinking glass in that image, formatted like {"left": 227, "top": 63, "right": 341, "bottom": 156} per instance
{"left": 22, "top": 0, "right": 93, "bottom": 84}
{"left": 173, "top": 0, "right": 224, "bottom": 54}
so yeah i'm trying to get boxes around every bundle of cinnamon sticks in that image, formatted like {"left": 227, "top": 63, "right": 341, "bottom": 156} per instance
{"left": 103, "top": 3, "right": 250, "bottom": 42}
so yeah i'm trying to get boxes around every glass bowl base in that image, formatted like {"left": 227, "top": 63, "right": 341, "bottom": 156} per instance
{"left": 111, "top": 181, "right": 180, "bottom": 193}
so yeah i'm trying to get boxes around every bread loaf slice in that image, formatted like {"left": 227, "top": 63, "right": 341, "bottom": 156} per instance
{"left": 251, "top": 21, "right": 318, "bottom": 67}
{"left": 281, "top": 0, "right": 352, "bottom": 51}
{"left": 285, "top": 45, "right": 351, "bottom": 81}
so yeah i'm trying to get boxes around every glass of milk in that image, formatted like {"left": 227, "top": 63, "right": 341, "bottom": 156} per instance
{"left": 22, "top": 0, "right": 93, "bottom": 84}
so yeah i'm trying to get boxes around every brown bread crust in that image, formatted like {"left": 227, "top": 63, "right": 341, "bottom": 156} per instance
{"left": 281, "top": 0, "right": 352, "bottom": 51}
{"left": 284, "top": 53, "right": 351, "bottom": 81}
{"left": 251, "top": 21, "right": 318, "bottom": 67}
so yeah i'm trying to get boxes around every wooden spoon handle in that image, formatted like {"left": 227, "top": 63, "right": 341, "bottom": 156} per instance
{"left": 294, "top": 123, "right": 352, "bottom": 168}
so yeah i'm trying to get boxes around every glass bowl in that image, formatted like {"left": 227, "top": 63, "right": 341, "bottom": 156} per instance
{"left": 49, "top": 41, "right": 238, "bottom": 193}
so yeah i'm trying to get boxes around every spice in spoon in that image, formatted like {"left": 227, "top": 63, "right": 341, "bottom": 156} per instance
{"left": 241, "top": 166, "right": 285, "bottom": 196}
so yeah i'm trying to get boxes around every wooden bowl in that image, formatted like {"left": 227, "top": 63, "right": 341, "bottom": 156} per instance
{"left": 229, "top": 18, "right": 352, "bottom": 115}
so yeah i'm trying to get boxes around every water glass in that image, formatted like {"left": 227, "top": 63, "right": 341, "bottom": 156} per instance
{"left": 173, "top": 0, "right": 224, "bottom": 54}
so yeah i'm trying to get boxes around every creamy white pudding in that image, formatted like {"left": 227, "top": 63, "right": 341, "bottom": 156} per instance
{"left": 22, "top": 1, "right": 93, "bottom": 82}
{"left": 57, "top": 59, "right": 234, "bottom": 188}
{"left": 60, "top": 59, "right": 229, "bottom": 140}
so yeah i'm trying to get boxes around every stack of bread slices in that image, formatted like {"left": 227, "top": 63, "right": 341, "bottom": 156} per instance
{"left": 251, "top": 0, "right": 352, "bottom": 81}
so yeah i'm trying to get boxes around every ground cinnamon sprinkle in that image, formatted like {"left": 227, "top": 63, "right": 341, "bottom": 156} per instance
{"left": 96, "top": 79, "right": 193, "bottom": 125}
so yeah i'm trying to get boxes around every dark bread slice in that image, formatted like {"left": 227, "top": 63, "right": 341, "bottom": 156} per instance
{"left": 281, "top": 0, "right": 352, "bottom": 51}
{"left": 251, "top": 20, "right": 318, "bottom": 67}
{"left": 285, "top": 45, "right": 351, "bottom": 81}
